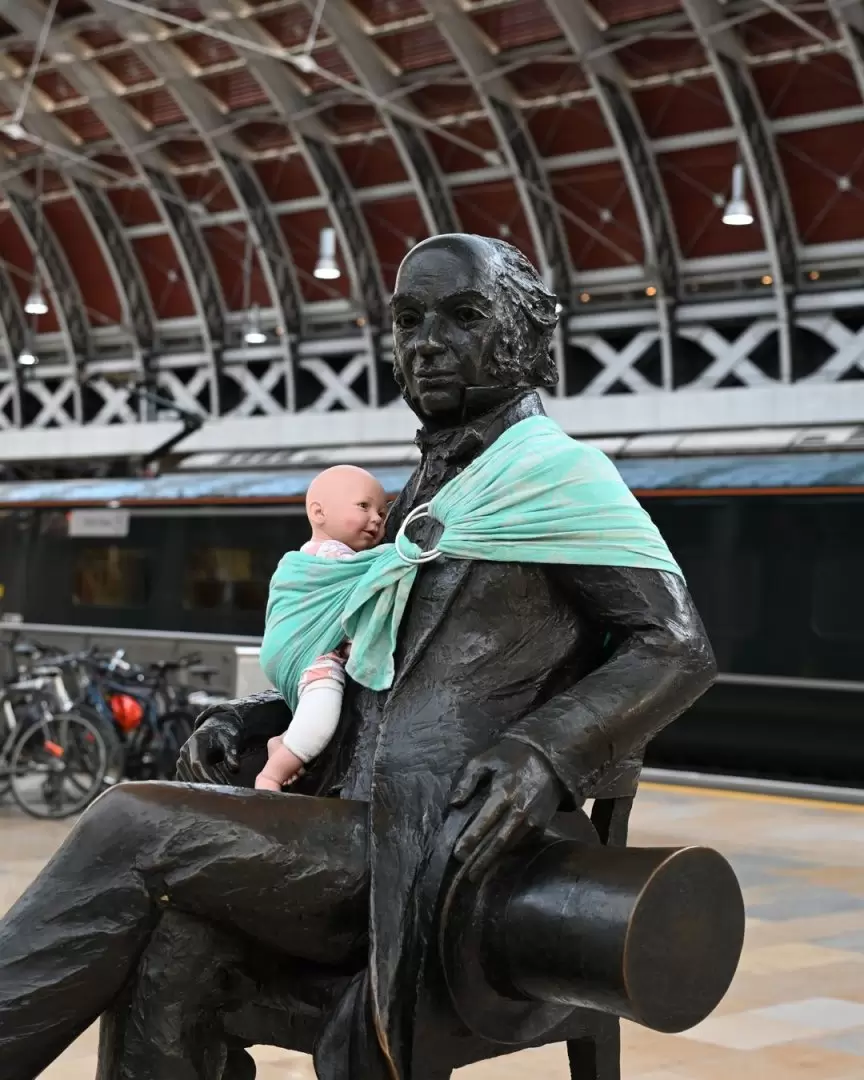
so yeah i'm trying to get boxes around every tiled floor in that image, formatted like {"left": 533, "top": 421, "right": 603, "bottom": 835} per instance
{"left": 3, "top": 781, "right": 864, "bottom": 1079}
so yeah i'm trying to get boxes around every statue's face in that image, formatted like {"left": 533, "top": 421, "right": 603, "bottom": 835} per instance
{"left": 391, "top": 237, "right": 506, "bottom": 421}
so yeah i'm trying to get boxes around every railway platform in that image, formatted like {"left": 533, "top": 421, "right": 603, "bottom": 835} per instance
{"left": 3, "top": 781, "right": 864, "bottom": 1080}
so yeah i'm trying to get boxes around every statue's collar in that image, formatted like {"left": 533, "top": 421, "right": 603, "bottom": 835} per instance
{"left": 414, "top": 389, "right": 544, "bottom": 466}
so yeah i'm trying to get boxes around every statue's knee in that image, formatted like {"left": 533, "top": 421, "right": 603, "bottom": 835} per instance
{"left": 76, "top": 781, "right": 149, "bottom": 848}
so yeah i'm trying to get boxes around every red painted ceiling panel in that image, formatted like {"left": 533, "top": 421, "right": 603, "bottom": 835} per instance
{"left": 527, "top": 101, "right": 613, "bottom": 157}
{"left": 44, "top": 197, "right": 122, "bottom": 326}
{"left": 507, "top": 60, "right": 589, "bottom": 101}
{"left": 634, "top": 78, "right": 729, "bottom": 138}
{"left": 203, "top": 225, "right": 270, "bottom": 310}
{"left": 57, "top": 105, "right": 112, "bottom": 143}
{"left": 293, "top": 47, "right": 359, "bottom": 93}
{"left": 97, "top": 51, "right": 157, "bottom": 88}
{"left": 339, "top": 138, "right": 408, "bottom": 187}
{"left": 452, "top": 181, "right": 538, "bottom": 269}
{"left": 426, "top": 121, "right": 499, "bottom": 174}
{"left": 551, "top": 163, "right": 644, "bottom": 270}
{"left": 471, "top": 0, "right": 563, "bottom": 51}
{"left": 201, "top": 68, "right": 271, "bottom": 111}
{"left": 107, "top": 186, "right": 162, "bottom": 227}
{"left": 32, "top": 70, "right": 81, "bottom": 105}
{"left": 255, "top": 157, "right": 319, "bottom": 202}
{"left": 131, "top": 234, "right": 196, "bottom": 319}
{"left": 175, "top": 171, "right": 238, "bottom": 213}
{"left": 258, "top": 8, "right": 322, "bottom": 49}
{"left": 236, "top": 122, "right": 295, "bottom": 152}
{"left": 590, "top": 0, "right": 682, "bottom": 26}
{"left": 659, "top": 143, "right": 766, "bottom": 258}
{"left": 125, "top": 87, "right": 187, "bottom": 128}
{"left": 160, "top": 139, "right": 213, "bottom": 167}
{"left": 752, "top": 55, "right": 862, "bottom": 120}
{"left": 352, "top": 0, "right": 427, "bottom": 25}
{"left": 778, "top": 124, "right": 864, "bottom": 244}
{"left": 376, "top": 25, "right": 454, "bottom": 72}
{"left": 0, "top": 211, "right": 58, "bottom": 333}
{"left": 173, "top": 34, "right": 239, "bottom": 68}
{"left": 320, "top": 103, "right": 382, "bottom": 136}
{"left": 363, "top": 197, "right": 429, "bottom": 290}
{"left": 409, "top": 84, "right": 481, "bottom": 119}
{"left": 616, "top": 36, "right": 706, "bottom": 78}
{"left": 739, "top": 11, "right": 839, "bottom": 55}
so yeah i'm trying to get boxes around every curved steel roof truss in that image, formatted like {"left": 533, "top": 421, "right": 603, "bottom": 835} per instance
{"left": 6, "top": 187, "right": 92, "bottom": 372}
{"left": 3, "top": 0, "right": 226, "bottom": 377}
{"left": 311, "top": 0, "right": 460, "bottom": 237}
{"left": 681, "top": 0, "right": 799, "bottom": 384}
{"left": 546, "top": 0, "right": 680, "bottom": 387}
{"left": 194, "top": 0, "right": 387, "bottom": 330}
{"left": 73, "top": 179, "right": 157, "bottom": 360}
{"left": 828, "top": 0, "right": 864, "bottom": 98}
{"left": 419, "top": 0, "right": 573, "bottom": 306}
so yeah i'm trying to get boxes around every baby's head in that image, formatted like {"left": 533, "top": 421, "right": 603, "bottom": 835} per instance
{"left": 306, "top": 465, "right": 388, "bottom": 551}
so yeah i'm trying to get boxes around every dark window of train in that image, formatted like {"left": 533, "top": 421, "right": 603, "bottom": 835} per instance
{"left": 812, "top": 557, "right": 864, "bottom": 642}
{"left": 183, "top": 548, "right": 270, "bottom": 612}
{"left": 72, "top": 547, "right": 151, "bottom": 608}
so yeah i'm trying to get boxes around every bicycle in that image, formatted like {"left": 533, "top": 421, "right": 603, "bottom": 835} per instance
{"left": 0, "top": 649, "right": 113, "bottom": 819}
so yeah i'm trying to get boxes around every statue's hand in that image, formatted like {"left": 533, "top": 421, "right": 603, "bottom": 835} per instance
{"left": 176, "top": 710, "right": 242, "bottom": 784}
{"left": 449, "top": 739, "right": 564, "bottom": 882}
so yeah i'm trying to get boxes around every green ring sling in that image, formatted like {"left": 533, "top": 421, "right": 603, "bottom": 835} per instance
{"left": 260, "top": 415, "right": 682, "bottom": 709}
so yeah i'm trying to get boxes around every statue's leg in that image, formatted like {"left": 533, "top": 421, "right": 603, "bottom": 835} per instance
{"left": 0, "top": 782, "right": 368, "bottom": 1080}
{"left": 99, "top": 908, "right": 355, "bottom": 1080}
{"left": 96, "top": 909, "right": 249, "bottom": 1080}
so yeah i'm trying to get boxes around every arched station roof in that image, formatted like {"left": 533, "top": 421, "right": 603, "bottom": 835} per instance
{"left": 0, "top": 0, "right": 863, "bottom": 366}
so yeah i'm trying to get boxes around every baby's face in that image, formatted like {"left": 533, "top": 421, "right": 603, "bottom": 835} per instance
{"left": 322, "top": 475, "right": 388, "bottom": 551}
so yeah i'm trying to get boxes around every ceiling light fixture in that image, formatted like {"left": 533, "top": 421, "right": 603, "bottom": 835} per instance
{"left": 314, "top": 227, "right": 341, "bottom": 280}
{"left": 761, "top": 274, "right": 773, "bottom": 286}
{"left": 579, "top": 291, "right": 591, "bottom": 303}
{"left": 243, "top": 305, "right": 267, "bottom": 345}
{"left": 2, "top": 122, "right": 27, "bottom": 141}
{"left": 723, "top": 163, "right": 754, "bottom": 226}
{"left": 645, "top": 285, "right": 657, "bottom": 297}
{"left": 17, "top": 348, "right": 38, "bottom": 367}
{"left": 25, "top": 285, "right": 48, "bottom": 316}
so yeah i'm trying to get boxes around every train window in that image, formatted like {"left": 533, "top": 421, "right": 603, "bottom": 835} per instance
{"left": 73, "top": 546, "right": 151, "bottom": 608}
{"left": 676, "top": 553, "right": 760, "bottom": 639}
{"left": 812, "top": 557, "right": 864, "bottom": 642}
{"left": 183, "top": 547, "right": 271, "bottom": 613}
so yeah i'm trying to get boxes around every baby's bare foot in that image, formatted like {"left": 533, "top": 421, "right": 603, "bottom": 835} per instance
{"left": 255, "top": 773, "right": 283, "bottom": 791}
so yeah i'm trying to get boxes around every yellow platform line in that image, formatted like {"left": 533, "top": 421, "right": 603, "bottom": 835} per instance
{"left": 640, "top": 780, "right": 864, "bottom": 814}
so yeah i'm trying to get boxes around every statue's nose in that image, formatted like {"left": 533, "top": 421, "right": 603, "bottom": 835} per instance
{"left": 415, "top": 314, "right": 446, "bottom": 359}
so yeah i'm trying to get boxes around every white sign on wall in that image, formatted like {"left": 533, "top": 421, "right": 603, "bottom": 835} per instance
{"left": 68, "top": 509, "right": 131, "bottom": 538}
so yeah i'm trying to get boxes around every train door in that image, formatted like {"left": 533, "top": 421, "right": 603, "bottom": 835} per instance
{"left": 0, "top": 509, "right": 32, "bottom": 627}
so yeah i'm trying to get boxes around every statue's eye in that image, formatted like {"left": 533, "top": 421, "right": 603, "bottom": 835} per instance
{"left": 455, "top": 306, "right": 484, "bottom": 324}
{"left": 395, "top": 310, "right": 420, "bottom": 330}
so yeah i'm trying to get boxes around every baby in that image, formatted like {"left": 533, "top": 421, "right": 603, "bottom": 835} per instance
{"left": 255, "top": 464, "right": 389, "bottom": 791}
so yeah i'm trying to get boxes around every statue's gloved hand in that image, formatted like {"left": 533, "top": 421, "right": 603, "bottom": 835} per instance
{"left": 175, "top": 709, "right": 243, "bottom": 784}
{"left": 176, "top": 691, "right": 292, "bottom": 785}
{"left": 449, "top": 738, "right": 565, "bottom": 882}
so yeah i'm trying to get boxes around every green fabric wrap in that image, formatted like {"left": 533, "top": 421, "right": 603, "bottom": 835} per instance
{"left": 260, "top": 415, "right": 681, "bottom": 709}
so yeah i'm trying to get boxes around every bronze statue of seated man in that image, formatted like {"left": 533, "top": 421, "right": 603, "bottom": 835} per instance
{"left": 0, "top": 235, "right": 742, "bottom": 1080}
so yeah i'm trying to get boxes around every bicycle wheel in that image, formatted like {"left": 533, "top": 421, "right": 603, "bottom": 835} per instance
{"left": 9, "top": 712, "right": 109, "bottom": 820}
{"left": 75, "top": 703, "right": 127, "bottom": 787}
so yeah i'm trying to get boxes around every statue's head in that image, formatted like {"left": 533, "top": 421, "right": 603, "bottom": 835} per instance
{"left": 391, "top": 233, "right": 559, "bottom": 424}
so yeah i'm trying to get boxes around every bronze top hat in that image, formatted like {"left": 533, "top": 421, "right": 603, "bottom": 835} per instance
{"left": 439, "top": 810, "right": 745, "bottom": 1046}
